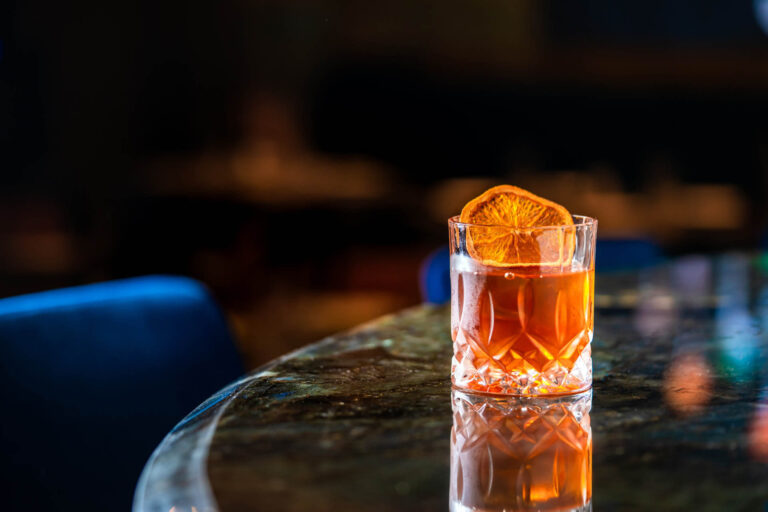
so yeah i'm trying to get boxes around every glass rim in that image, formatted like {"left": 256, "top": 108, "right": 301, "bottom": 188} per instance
{"left": 448, "top": 214, "right": 597, "bottom": 231}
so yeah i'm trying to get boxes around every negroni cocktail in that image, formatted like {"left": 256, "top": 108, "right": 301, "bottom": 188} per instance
{"left": 449, "top": 186, "right": 597, "bottom": 395}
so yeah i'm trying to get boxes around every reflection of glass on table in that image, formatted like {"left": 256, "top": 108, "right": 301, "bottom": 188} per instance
{"left": 450, "top": 390, "right": 592, "bottom": 512}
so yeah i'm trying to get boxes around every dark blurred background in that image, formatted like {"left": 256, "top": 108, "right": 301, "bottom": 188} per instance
{"left": 4, "top": 0, "right": 768, "bottom": 368}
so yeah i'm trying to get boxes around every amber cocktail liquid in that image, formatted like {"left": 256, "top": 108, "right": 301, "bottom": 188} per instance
{"left": 449, "top": 215, "right": 597, "bottom": 395}
{"left": 450, "top": 390, "right": 592, "bottom": 511}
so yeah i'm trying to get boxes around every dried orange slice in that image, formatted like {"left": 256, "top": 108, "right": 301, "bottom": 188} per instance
{"left": 459, "top": 185, "right": 574, "bottom": 267}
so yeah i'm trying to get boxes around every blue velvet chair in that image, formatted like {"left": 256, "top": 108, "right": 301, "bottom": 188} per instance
{"left": 595, "top": 237, "right": 662, "bottom": 272}
{"left": 0, "top": 276, "right": 244, "bottom": 511}
{"left": 420, "top": 246, "right": 451, "bottom": 304}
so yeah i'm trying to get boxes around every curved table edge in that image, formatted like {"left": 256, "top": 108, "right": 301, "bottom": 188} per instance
{"left": 131, "top": 334, "right": 344, "bottom": 512}
{"left": 132, "top": 307, "right": 430, "bottom": 512}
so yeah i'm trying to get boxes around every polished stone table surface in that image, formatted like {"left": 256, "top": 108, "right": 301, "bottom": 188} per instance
{"left": 134, "top": 254, "right": 768, "bottom": 511}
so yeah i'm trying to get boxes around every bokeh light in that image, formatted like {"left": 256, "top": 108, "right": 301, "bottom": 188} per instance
{"left": 663, "top": 352, "right": 714, "bottom": 416}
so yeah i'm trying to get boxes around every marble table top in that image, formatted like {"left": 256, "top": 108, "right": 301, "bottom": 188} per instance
{"left": 134, "top": 253, "right": 768, "bottom": 511}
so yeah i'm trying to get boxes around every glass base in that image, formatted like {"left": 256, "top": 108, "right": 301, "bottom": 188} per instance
{"left": 452, "top": 345, "right": 592, "bottom": 396}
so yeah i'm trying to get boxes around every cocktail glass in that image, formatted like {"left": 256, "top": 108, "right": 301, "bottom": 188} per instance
{"left": 449, "top": 215, "right": 597, "bottom": 395}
